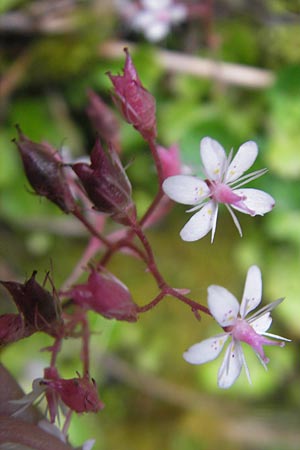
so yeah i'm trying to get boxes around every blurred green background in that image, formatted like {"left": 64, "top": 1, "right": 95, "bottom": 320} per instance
{"left": 0, "top": 0, "right": 300, "bottom": 449}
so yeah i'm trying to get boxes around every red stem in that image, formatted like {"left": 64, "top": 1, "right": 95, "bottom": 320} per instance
{"left": 137, "top": 291, "right": 166, "bottom": 313}
{"left": 99, "top": 237, "right": 148, "bottom": 267}
{"left": 147, "top": 138, "right": 164, "bottom": 187}
{"left": 167, "top": 287, "right": 211, "bottom": 316}
{"left": 81, "top": 316, "right": 90, "bottom": 374}
{"left": 128, "top": 219, "right": 211, "bottom": 317}
{"left": 132, "top": 136, "right": 165, "bottom": 229}
{"left": 49, "top": 338, "right": 62, "bottom": 368}
{"left": 129, "top": 219, "right": 166, "bottom": 289}
{"left": 62, "top": 410, "right": 73, "bottom": 437}
{"left": 73, "top": 207, "right": 110, "bottom": 247}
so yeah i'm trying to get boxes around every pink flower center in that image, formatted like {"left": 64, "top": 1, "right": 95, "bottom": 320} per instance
{"left": 230, "top": 319, "right": 283, "bottom": 363}
{"left": 207, "top": 181, "right": 243, "bottom": 205}
{"left": 157, "top": 11, "right": 170, "bottom": 22}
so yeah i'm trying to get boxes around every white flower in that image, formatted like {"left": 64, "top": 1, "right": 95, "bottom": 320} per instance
{"left": 131, "top": 0, "right": 187, "bottom": 42}
{"left": 163, "top": 137, "right": 275, "bottom": 242}
{"left": 183, "top": 266, "right": 290, "bottom": 388}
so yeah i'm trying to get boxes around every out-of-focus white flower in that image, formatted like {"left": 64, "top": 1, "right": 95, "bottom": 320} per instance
{"left": 130, "top": 0, "right": 187, "bottom": 42}
{"left": 163, "top": 137, "right": 275, "bottom": 242}
{"left": 183, "top": 265, "right": 290, "bottom": 388}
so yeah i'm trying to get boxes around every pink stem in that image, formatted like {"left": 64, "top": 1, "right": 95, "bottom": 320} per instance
{"left": 129, "top": 220, "right": 166, "bottom": 288}
{"left": 49, "top": 338, "right": 62, "bottom": 368}
{"left": 128, "top": 219, "right": 211, "bottom": 317}
{"left": 137, "top": 291, "right": 166, "bottom": 313}
{"left": 62, "top": 410, "right": 73, "bottom": 437}
{"left": 72, "top": 207, "right": 110, "bottom": 247}
{"left": 81, "top": 316, "right": 90, "bottom": 374}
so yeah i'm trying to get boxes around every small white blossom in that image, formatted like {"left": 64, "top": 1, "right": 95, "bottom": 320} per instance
{"left": 163, "top": 137, "right": 275, "bottom": 242}
{"left": 183, "top": 266, "right": 290, "bottom": 389}
{"left": 130, "top": 0, "right": 187, "bottom": 42}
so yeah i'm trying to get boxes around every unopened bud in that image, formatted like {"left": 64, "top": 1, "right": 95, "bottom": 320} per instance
{"left": 0, "top": 313, "right": 33, "bottom": 345}
{"left": 108, "top": 48, "right": 157, "bottom": 141}
{"left": 43, "top": 371, "right": 104, "bottom": 414}
{"left": 0, "top": 271, "right": 64, "bottom": 338}
{"left": 157, "top": 143, "right": 182, "bottom": 179}
{"left": 68, "top": 269, "right": 138, "bottom": 322}
{"left": 13, "top": 126, "right": 76, "bottom": 213}
{"left": 86, "top": 89, "right": 121, "bottom": 152}
{"left": 72, "top": 140, "right": 136, "bottom": 225}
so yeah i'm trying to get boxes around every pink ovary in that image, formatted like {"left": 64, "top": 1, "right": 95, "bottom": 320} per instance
{"left": 231, "top": 319, "right": 284, "bottom": 362}
{"left": 157, "top": 11, "right": 170, "bottom": 22}
{"left": 208, "top": 182, "right": 242, "bottom": 205}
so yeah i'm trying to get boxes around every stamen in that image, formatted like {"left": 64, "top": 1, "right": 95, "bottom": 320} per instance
{"left": 255, "top": 352, "right": 269, "bottom": 370}
{"left": 239, "top": 344, "right": 252, "bottom": 384}
{"left": 262, "top": 332, "right": 291, "bottom": 342}
{"left": 247, "top": 298, "right": 284, "bottom": 323}
{"left": 225, "top": 205, "right": 243, "bottom": 236}
{"left": 229, "top": 168, "right": 268, "bottom": 189}
{"left": 210, "top": 205, "right": 219, "bottom": 243}
{"left": 186, "top": 202, "right": 206, "bottom": 213}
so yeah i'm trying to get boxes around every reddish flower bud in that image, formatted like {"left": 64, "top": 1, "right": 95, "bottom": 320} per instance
{"left": 72, "top": 139, "right": 136, "bottom": 225}
{"left": 0, "top": 271, "right": 64, "bottom": 338}
{"left": 157, "top": 143, "right": 182, "bottom": 179}
{"left": 68, "top": 269, "right": 138, "bottom": 322}
{"left": 107, "top": 48, "right": 157, "bottom": 141}
{"left": 14, "top": 367, "right": 104, "bottom": 424}
{"left": 0, "top": 313, "right": 33, "bottom": 345}
{"left": 86, "top": 89, "right": 121, "bottom": 152}
{"left": 13, "top": 126, "right": 76, "bottom": 213}
{"left": 43, "top": 373, "right": 104, "bottom": 414}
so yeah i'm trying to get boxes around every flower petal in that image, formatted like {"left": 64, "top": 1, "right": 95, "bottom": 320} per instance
{"left": 200, "top": 137, "right": 227, "bottom": 181}
{"left": 251, "top": 313, "right": 272, "bottom": 334}
{"left": 225, "top": 141, "right": 258, "bottom": 183}
{"left": 240, "top": 265, "right": 262, "bottom": 318}
{"left": 247, "top": 298, "right": 284, "bottom": 324}
{"left": 144, "top": 22, "right": 170, "bottom": 41}
{"left": 231, "top": 188, "right": 275, "bottom": 216}
{"left": 163, "top": 175, "right": 210, "bottom": 205}
{"left": 180, "top": 201, "right": 216, "bottom": 241}
{"left": 208, "top": 285, "right": 239, "bottom": 327}
{"left": 218, "top": 340, "right": 243, "bottom": 389}
{"left": 183, "top": 334, "right": 229, "bottom": 365}
{"left": 131, "top": 10, "right": 153, "bottom": 29}
{"left": 142, "top": 0, "right": 171, "bottom": 10}
{"left": 171, "top": 4, "right": 187, "bottom": 21}
{"left": 82, "top": 439, "right": 96, "bottom": 450}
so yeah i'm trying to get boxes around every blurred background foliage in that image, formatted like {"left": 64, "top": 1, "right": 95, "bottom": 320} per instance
{"left": 0, "top": 0, "right": 300, "bottom": 449}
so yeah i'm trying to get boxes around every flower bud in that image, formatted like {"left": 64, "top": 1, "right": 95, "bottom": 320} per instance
{"left": 157, "top": 143, "right": 182, "bottom": 179}
{"left": 42, "top": 368, "right": 103, "bottom": 416}
{"left": 13, "top": 126, "right": 76, "bottom": 213}
{"left": 0, "top": 313, "right": 33, "bottom": 345}
{"left": 14, "top": 367, "right": 104, "bottom": 424}
{"left": 68, "top": 269, "right": 138, "bottom": 322}
{"left": 72, "top": 139, "right": 136, "bottom": 225}
{"left": 0, "top": 271, "right": 64, "bottom": 338}
{"left": 44, "top": 373, "right": 104, "bottom": 414}
{"left": 107, "top": 48, "right": 157, "bottom": 141}
{"left": 86, "top": 89, "right": 121, "bottom": 152}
